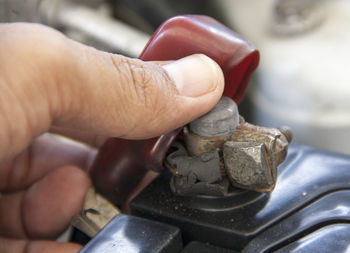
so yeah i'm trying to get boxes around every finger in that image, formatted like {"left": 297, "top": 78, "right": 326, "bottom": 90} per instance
{"left": 0, "top": 237, "right": 82, "bottom": 253}
{"left": 0, "top": 166, "right": 91, "bottom": 239}
{"left": 150, "top": 60, "right": 174, "bottom": 66}
{"left": 0, "top": 237, "right": 26, "bottom": 253}
{"left": 50, "top": 126, "right": 107, "bottom": 148}
{"left": 0, "top": 133, "right": 96, "bottom": 192}
{"left": 26, "top": 240, "right": 82, "bottom": 253}
{"left": 0, "top": 23, "right": 224, "bottom": 161}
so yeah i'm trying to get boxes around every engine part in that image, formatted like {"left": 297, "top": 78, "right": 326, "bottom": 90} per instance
{"left": 167, "top": 96, "right": 292, "bottom": 195}
{"left": 39, "top": 0, "right": 150, "bottom": 57}
{"left": 231, "top": 122, "right": 291, "bottom": 173}
{"left": 166, "top": 142, "right": 228, "bottom": 196}
{"left": 167, "top": 143, "right": 223, "bottom": 184}
{"left": 189, "top": 96, "right": 240, "bottom": 139}
{"left": 184, "top": 126, "right": 227, "bottom": 157}
{"left": 223, "top": 141, "right": 273, "bottom": 192}
{"left": 89, "top": 15, "right": 259, "bottom": 207}
{"left": 130, "top": 144, "right": 350, "bottom": 252}
{"left": 182, "top": 241, "right": 238, "bottom": 253}
{"left": 80, "top": 214, "right": 182, "bottom": 253}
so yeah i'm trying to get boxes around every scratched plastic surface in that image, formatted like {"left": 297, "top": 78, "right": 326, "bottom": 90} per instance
{"left": 80, "top": 214, "right": 182, "bottom": 253}
{"left": 90, "top": 15, "right": 259, "bottom": 206}
{"left": 130, "top": 144, "right": 350, "bottom": 251}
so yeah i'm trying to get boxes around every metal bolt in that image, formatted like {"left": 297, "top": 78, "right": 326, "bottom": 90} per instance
{"left": 278, "top": 126, "right": 293, "bottom": 143}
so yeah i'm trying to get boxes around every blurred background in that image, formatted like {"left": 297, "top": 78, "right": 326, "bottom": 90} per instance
{"left": 1, "top": 0, "right": 350, "bottom": 155}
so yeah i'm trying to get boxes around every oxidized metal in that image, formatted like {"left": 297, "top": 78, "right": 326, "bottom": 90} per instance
{"left": 184, "top": 127, "right": 226, "bottom": 157}
{"left": 166, "top": 142, "right": 227, "bottom": 196}
{"left": 167, "top": 97, "right": 292, "bottom": 196}
{"left": 185, "top": 96, "right": 239, "bottom": 156}
{"left": 223, "top": 141, "right": 274, "bottom": 192}
{"left": 189, "top": 96, "right": 240, "bottom": 139}
{"left": 231, "top": 121, "right": 292, "bottom": 185}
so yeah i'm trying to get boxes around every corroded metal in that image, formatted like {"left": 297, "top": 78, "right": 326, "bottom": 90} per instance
{"left": 189, "top": 96, "right": 240, "bottom": 139}
{"left": 166, "top": 96, "right": 292, "bottom": 196}
{"left": 166, "top": 142, "right": 227, "bottom": 196}
{"left": 184, "top": 127, "right": 226, "bottom": 156}
{"left": 71, "top": 187, "right": 120, "bottom": 237}
{"left": 231, "top": 122, "right": 291, "bottom": 186}
{"left": 170, "top": 176, "right": 230, "bottom": 197}
{"left": 223, "top": 141, "right": 274, "bottom": 192}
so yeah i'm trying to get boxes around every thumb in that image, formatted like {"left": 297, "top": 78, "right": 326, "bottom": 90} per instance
{"left": 0, "top": 23, "right": 224, "bottom": 158}
{"left": 62, "top": 50, "right": 224, "bottom": 139}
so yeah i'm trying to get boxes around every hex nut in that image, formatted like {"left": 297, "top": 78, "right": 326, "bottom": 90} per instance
{"left": 223, "top": 141, "right": 275, "bottom": 192}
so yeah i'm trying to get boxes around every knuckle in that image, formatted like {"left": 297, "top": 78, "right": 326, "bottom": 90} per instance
{"left": 109, "top": 55, "right": 179, "bottom": 137}
{"left": 126, "top": 59, "right": 154, "bottom": 106}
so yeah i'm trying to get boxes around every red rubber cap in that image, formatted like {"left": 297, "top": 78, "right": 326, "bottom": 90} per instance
{"left": 140, "top": 15, "right": 259, "bottom": 103}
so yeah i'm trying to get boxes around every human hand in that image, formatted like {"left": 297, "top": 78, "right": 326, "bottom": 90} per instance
{"left": 0, "top": 23, "right": 224, "bottom": 252}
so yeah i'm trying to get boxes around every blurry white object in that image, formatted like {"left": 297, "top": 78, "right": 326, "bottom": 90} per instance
{"left": 40, "top": 0, "right": 150, "bottom": 57}
{"left": 0, "top": 0, "right": 150, "bottom": 57}
{"left": 218, "top": 0, "right": 350, "bottom": 154}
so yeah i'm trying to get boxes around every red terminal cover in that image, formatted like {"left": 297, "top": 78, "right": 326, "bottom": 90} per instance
{"left": 90, "top": 15, "right": 259, "bottom": 206}
{"left": 140, "top": 15, "right": 259, "bottom": 103}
